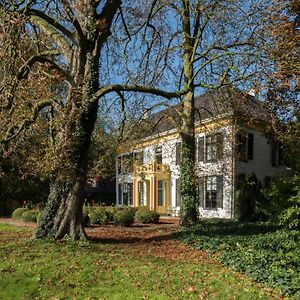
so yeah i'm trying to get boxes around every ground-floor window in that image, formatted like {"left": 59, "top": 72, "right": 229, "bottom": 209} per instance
{"left": 139, "top": 181, "right": 145, "bottom": 206}
{"left": 205, "top": 176, "right": 218, "bottom": 209}
{"left": 197, "top": 175, "right": 223, "bottom": 209}
{"left": 118, "top": 183, "right": 122, "bottom": 205}
{"left": 158, "top": 180, "right": 165, "bottom": 206}
{"left": 123, "top": 182, "right": 133, "bottom": 206}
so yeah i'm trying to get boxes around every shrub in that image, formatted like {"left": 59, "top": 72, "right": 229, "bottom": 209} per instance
{"left": 266, "top": 174, "right": 300, "bottom": 229}
{"left": 21, "top": 210, "right": 39, "bottom": 222}
{"left": 105, "top": 206, "right": 118, "bottom": 222}
{"left": 89, "top": 207, "right": 109, "bottom": 225}
{"left": 36, "top": 211, "right": 44, "bottom": 223}
{"left": 235, "top": 173, "right": 267, "bottom": 221}
{"left": 135, "top": 209, "right": 160, "bottom": 224}
{"left": 278, "top": 191, "right": 300, "bottom": 229}
{"left": 113, "top": 209, "right": 134, "bottom": 227}
{"left": 12, "top": 208, "right": 28, "bottom": 220}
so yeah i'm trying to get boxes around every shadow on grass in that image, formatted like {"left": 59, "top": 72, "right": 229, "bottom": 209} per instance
{"left": 87, "top": 220, "right": 281, "bottom": 245}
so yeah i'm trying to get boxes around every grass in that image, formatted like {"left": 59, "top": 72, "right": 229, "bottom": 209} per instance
{"left": 178, "top": 220, "right": 300, "bottom": 299}
{"left": 0, "top": 224, "right": 285, "bottom": 300}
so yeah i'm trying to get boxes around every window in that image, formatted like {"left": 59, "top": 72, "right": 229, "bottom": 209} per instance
{"left": 175, "top": 178, "right": 181, "bottom": 207}
{"left": 155, "top": 146, "right": 162, "bottom": 164}
{"left": 176, "top": 142, "right": 181, "bottom": 165}
{"left": 197, "top": 175, "right": 223, "bottom": 209}
{"left": 205, "top": 176, "right": 217, "bottom": 208}
{"left": 271, "top": 142, "right": 284, "bottom": 167}
{"left": 117, "top": 157, "right": 122, "bottom": 174}
{"left": 117, "top": 154, "right": 134, "bottom": 174}
{"left": 122, "top": 182, "right": 133, "bottom": 206}
{"left": 134, "top": 151, "right": 144, "bottom": 165}
{"left": 138, "top": 181, "right": 145, "bottom": 206}
{"left": 236, "top": 131, "right": 254, "bottom": 162}
{"left": 123, "top": 153, "right": 134, "bottom": 174}
{"left": 118, "top": 183, "right": 122, "bottom": 205}
{"left": 198, "top": 133, "right": 223, "bottom": 162}
{"left": 157, "top": 180, "right": 165, "bottom": 206}
{"left": 206, "top": 135, "right": 218, "bottom": 161}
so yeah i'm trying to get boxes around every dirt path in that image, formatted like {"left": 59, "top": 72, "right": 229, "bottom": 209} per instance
{"left": 0, "top": 217, "right": 213, "bottom": 263}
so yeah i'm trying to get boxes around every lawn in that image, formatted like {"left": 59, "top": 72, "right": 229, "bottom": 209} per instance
{"left": 0, "top": 223, "right": 286, "bottom": 300}
{"left": 178, "top": 220, "right": 300, "bottom": 299}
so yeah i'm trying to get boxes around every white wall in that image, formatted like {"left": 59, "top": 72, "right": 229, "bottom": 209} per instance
{"left": 235, "top": 128, "right": 287, "bottom": 185}
{"left": 195, "top": 125, "right": 235, "bottom": 219}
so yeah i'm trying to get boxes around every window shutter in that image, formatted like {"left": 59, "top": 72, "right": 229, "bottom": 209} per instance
{"left": 271, "top": 142, "right": 277, "bottom": 166}
{"left": 176, "top": 142, "right": 181, "bottom": 165}
{"left": 236, "top": 131, "right": 247, "bottom": 161}
{"left": 175, "top": 178, "right": 181, "bottom": 207}
{"left": 197, "top": 176, "right": 204, "bottom": 207}
{"left": 216, "top": 175, "right": 223, "bottom": 208}
{"left": 217, "top": 133, "right": 224, "bottom": 159}
{"left": 247, "top": 133, "right": 254, "bottom": 160}
{"left": 198, "top": 137, "right": 205, "bottom": 162}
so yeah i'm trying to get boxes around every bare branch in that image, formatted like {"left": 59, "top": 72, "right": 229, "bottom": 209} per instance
{"left": 27, "top": 9, "right": 75, "bottom": 43}
{"left": 94, "top": 84, "right": 183, "bottom": 102}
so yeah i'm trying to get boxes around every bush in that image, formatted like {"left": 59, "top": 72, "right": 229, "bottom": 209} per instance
{"left": 89, "top": 207, "right": 109, "bottom": 225}
{"left": 36, "top": 211, "right": 44, "bottom": 223}
{"left": 21, "top": 210, "right": 39, "bottom": 222}
{"left": 105, "top": 206, "right": 118, "bottom": 222}
{"left": 278, "top": 191, "right": 300, "bottom": 229}
{"left": 12, "top": 208, "right": 28, "bottom": 220}
{"left": 266, "top": 174, "right": 300, "bottom": 229}
{"left": 135, "top": 209, "right": 160, "bottom": 224}
{"left": 235, "top": 173, "right": 267, "bottom": 221}
{"left": 113, "top": 209, "right": 135, "bottom": 227}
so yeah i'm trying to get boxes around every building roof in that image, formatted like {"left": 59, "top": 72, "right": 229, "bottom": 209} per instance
{"left": 138, "top": 86, "right": 272, "bottom": 137}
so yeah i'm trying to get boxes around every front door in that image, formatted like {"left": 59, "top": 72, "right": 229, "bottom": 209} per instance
{"left": 156, "top": 179, "right": 168, "bottom": 214}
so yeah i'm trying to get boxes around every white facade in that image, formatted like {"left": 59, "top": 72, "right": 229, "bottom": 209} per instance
{"left": 116, "top": 99, "right": 287, "bottom": 219}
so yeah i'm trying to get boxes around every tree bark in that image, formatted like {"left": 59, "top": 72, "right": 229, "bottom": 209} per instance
{"left": 179, "top": 0, "right": 198, "bottom": 226}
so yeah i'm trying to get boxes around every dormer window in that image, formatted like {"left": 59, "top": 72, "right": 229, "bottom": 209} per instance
{"left": 155, "top": 146, "right": 162, "bottom": 164}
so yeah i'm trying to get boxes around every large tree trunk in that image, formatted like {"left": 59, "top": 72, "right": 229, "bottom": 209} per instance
{"left": 180, "top": 92, "right": 198, "bottom": 226}
{"left": 34, "top": 0, "right": 121, "bottom": 240}
{"left": 36, "top": 98, "right": 99, "bottom": 240}
{"left": 179, "top": 0, "right": 198, "bottom": 226}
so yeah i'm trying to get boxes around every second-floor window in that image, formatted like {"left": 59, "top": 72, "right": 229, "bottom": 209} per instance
{"left": 117, "top": 153, "right": 134, "bottom": 174}
{"left": 134, "top": 151, "right": 144, "bottom": 165}
{"left": 155, "top": 146, "right": 162, "bottom": 164}
{"left": 198, "top": 133, "right": 223, "bottom": 162}
{"left": 236, "top": 131, "right": 254, "bottom": 162}
{"left": 271, "top": 142, "right": 284, "bottom": 167}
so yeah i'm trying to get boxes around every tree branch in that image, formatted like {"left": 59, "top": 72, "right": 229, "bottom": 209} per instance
{"left": 3, "top": 99, "right": 55, "bottom": 144}
{"left": 27, "top": 9, "right": 75, "bottom": 43}
{"left": 16, "top": 52, "right": 74, "bottom": 85}
{"left": 94, "top": 84, "right": 183, "bottom": 102}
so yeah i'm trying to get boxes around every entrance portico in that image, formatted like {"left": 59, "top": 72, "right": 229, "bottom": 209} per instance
{"left": 133, "top": 162, "right": 171, "bottom": 214}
